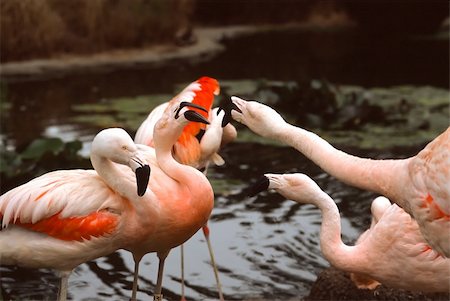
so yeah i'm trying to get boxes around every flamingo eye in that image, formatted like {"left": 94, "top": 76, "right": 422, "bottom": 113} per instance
{"left": 122, "top": 145, "right": 128, "bottom": 151}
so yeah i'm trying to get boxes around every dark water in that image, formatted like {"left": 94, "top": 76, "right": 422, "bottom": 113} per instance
{"left": 0, "top": 28, "right": 447, "bottom": 300}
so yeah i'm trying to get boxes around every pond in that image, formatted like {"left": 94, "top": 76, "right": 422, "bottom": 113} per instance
{"left": 1, "top": 27, "right": 449, "bottom": 300}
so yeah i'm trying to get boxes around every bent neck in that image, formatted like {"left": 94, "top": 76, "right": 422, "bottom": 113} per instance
{"left": 314, "top": 192, "right": 361, "bottom": 272}
{"left": 280, "top": 124, "right": 408, "bottom": 207}
{"left": 155, "top": 134, "right": 207, "bottom": 191}
{"left": 91, "top": 154, "right": 136, "bottom": 201}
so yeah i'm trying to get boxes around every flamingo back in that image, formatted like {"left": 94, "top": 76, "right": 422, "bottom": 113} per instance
{"left": 135, "top": 102, "right": 168, "bottom": 147}
{"left": 411, "top": 127, "right": 450, "bottom": 216}
{"left": 135, "top": 76, "right": 219, "bottom": 167}
{"left": 0, "top": 170, "right": 123, "bottom": 241}
{"left": 356, "top": 203, "right": 450, "bottom": 292}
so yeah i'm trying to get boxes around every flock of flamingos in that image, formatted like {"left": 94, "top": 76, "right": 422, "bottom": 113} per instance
{"left": 0, "top": 76, "right": 449, "bottom": 300}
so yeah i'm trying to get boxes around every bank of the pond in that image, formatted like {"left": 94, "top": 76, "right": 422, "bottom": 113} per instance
{"left": 1, "top": 23, "right": 349, "bottom": 82}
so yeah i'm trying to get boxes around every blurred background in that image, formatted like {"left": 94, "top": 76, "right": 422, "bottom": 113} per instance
{"left": 1, "top": 1, "right": 449, "bottom": 300}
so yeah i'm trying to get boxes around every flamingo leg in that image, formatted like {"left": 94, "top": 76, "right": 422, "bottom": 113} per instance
{"left": 57, "top": 270, "right": 71, "bottom": 301}
{"left": 180, "top": 244, "right": 187, "bottom": 301}
{"left": 154, "top": 251, "right": 169, "bottom": 301}
{"left": 202, "top": 224, "right": 224, "bottom": 301}
{"left": 131, "top": 255, "right": 142, "bottom": 301}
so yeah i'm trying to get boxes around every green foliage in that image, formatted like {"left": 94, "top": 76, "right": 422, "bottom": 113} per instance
{"left": 0, "top": 137, "right": 86, "bottom": 193}
{"left": 20, "top": 138, "right": 65, "bottom": 159}
{"left": 220, "top": 79, "right": 449, "bottom": 149}
{"left": 71, "top": 94, "right": 172, "bottom": 131}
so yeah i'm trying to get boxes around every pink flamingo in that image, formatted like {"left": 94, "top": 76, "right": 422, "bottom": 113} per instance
{"left": 249, "top": 173, "right": 450, "bottom": 292}
{"left": 231, "top": 96, "right": 450, "bottom": 258}
{"left": 127, "top": 100, "right": 215, "bottom": 300}
{"left": 135, "top": 77, "right": 236, "bottom": 300}
{"left": 0, "top": 128, "right": 151, "bottom": 301}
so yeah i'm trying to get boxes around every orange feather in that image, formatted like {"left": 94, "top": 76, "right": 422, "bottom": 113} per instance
{"left": 16, "top": 211, "right": 118, "bottom": 241}
{"left": 422, "top": 193, "right": 450, "bottom": 220}
{"left": 176, "top": 77, "right": 219, "bottom": 165}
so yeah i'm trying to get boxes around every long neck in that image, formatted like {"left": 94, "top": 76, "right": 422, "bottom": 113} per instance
{"left": 280, "top": 124, "right": 409, "bottom": 207}
{"left": 315, "top": 192, "right": 362, "bottom": 272}
{"left": 155, "top": 138, "right": 206, "bottom": 190}
{"left": 91, "top": 155, "right": 136, "bottom": 201}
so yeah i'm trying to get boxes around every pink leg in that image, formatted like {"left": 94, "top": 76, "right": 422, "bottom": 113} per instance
{"left": 202, "top": 223, "right": 224, "bottom": 301}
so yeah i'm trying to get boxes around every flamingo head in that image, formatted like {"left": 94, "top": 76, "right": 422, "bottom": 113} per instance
{"left": 230, "top": 96, "right": 287, "bottom": 139}
{"left": 248, "top": 173, "right": 323, "bottom": 206}
{"left": 91, "top": 128, "right": 150, "bottom": 197}
{"left": 154, "top": 101, "right": 210, "bottom": 145}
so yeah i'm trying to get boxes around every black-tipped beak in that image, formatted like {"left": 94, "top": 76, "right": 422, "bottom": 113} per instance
{"left": 184, "top": 110, "right": 210, "bottom": 124}
{"left": 219, "top": 97, "right": 242, "bottom": 127}
{"left": 247, "top": 176, "right": 270, "bottom": 197}
{"left": 135, "top": 165, "right": 151, "bottom": 196}
{"left": 175, "top": 101, "right": 209, "bottom": 119}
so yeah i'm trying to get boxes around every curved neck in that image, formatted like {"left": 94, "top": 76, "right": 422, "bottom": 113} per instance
{"left": 315, "top": 192, "right": 361, "bottom": 272}
{"left": 155, "top": 139, "right": 205, "bottom": 190}
{"left": 91, "top": 155, "right": 136, "bottom": 201}
{"left": 280, "top": 124, "right": 409, "bottom": 207}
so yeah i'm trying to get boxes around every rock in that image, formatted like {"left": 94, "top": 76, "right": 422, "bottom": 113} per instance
{"left": 305, "top": 267, "right": 450, "bottom": 301}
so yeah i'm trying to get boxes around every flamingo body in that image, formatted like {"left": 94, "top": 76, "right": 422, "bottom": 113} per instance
{"left": 134, "top": 77, "right": 230, "bottom": 300}
{"left": 231, "top": 96, "right": 450, "bottom": 257}
{"left": 124, "top": 152, "right": 213, "bottom": 256}
{"left": 254, "top": 173, "right": 450, "bottom": 292}
{"left": 128, "top": 100, "right": 215, "bottom": 299}
{"left": 0, "top": 128, "right": 151, "bottom": 299}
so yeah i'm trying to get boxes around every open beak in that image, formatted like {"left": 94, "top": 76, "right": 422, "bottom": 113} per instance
{"left": 247, "top": 175, "right": 270, "bottom": 197}
{"left": 218, "top": 97, "right": 242, "bottom": 127}
{"left": 135, "top": 164, "right": 151, "bottom": 196}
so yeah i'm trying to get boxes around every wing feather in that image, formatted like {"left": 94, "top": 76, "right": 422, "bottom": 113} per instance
{"left": 135, "top": 102, "right": 168, "bottom": 146}
{"left": 1, "top": 169, "right": 122, "bottom": 228}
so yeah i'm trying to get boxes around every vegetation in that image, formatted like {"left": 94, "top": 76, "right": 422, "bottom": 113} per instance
{"left": 1, "top": 0, "right": 192, "bottom": 62}
{"left": 0, "top": 136, "right": 87, "bottom": 193}
{"left": 219, "top": 79, "right": 449, "bottom": 149}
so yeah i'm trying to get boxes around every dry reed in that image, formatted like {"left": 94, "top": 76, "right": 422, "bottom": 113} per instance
{"left": 1, "top": 0, "right": 192, "bottom": 62}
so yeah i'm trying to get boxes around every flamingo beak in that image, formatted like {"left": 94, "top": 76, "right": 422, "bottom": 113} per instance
{"left": 247, "top": 175, "right": 270, "bottom": 197}
{"left": 184, "top": 110, "right": 210, "bottom": 125}
{"left": 135, "top": 164, "right": 150, "bottom": 197}
{"left": 175, "top": 101, "right": 209, "bottom": 119}
{"left": 219, "top": 97, "right": 242, "bottom": 127}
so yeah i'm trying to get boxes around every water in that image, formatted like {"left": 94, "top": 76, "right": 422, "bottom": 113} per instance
{"left": 0, "top": 27, "right": 447, "bottom": 300}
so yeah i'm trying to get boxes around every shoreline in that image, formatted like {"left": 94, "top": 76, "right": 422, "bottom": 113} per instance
{"left": 0, "top": 26, "right": 238, "bottom": 82}
{"left": 0, "top": 23, "right": 354, "bottom": 82}
{"left": 0, "top": 25, "right": 277, "bottom": 82}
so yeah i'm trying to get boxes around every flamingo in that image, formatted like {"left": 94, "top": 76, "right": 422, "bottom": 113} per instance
{"left": 249, "top": 172, "right": 450, "bottom": 292}
{"left": 135, "top": 77, "right": 236, "bottom": 170}
{"left": 0, "top": 128, "right": 151, "bottom": 301}
{"left": 126, "top": 100, "right": 215, "bottom": 300}
{"left": 135, "top": 77, "right": 236, "bottom": 300}
{"left": 230, "top": 96, "right": 450, "bottom": 258}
